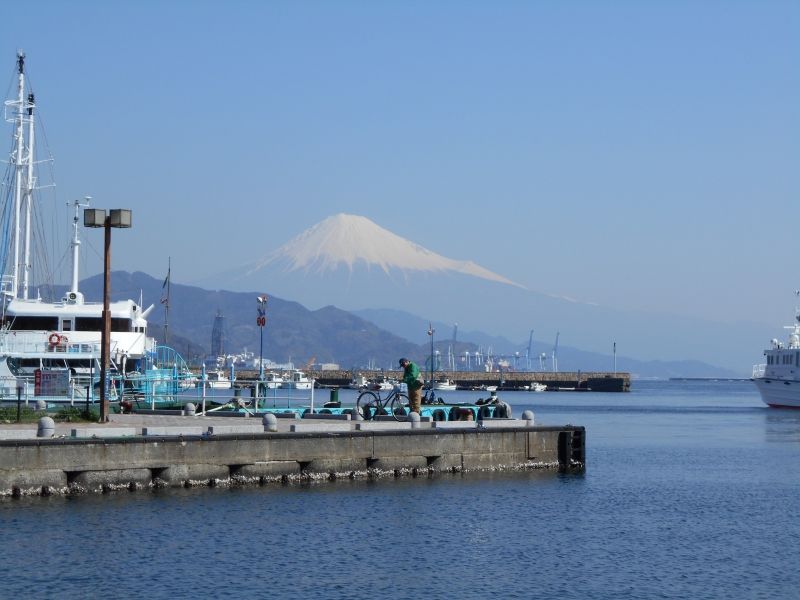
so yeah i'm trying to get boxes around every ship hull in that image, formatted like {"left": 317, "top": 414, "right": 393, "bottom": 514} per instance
{"left": 752, "top": 378, "right": 800, "bottom": 408}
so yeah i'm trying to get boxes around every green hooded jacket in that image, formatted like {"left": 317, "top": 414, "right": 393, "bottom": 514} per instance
{"left": 402, "top": 361, "right": 423, "bottom": 389}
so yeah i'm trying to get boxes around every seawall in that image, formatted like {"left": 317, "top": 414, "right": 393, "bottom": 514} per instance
{"left": 0, "top": 424, "right": 585, "bottom": 496}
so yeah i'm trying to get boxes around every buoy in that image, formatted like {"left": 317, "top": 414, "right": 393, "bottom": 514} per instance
{"left": 48, "top": 332, "right": 60, "bottom": 346}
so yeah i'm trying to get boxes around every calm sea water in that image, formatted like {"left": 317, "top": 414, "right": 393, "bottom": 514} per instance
{"left": 2, "top": 381, "right": 799, "bottom": 599}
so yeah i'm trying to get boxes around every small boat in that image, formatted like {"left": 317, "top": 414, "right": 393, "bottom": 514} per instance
{"left": 752, "top": 302, "right": 800, "bottom": 408}
{"left": 368, "top": 376, "right": 395, "bottom": 391}
{"left": 477, "top": 384, "right": 498, "bottom": 392}
{"left": 527, "top": 382, "right": 547, "bottom": 392}
{"left": 202, "top": 369, "right": 232, "bottom": 390}
{"left": 348, "top": 374, "right": 368, "bottom": 390}
{"left": 261, "top": 372, "right": 283, "bottom": 389}
{"left": 283, "top": 370, "right": 313, "bottom": 390}
{"left": 433, "top": 379, "right": 457, "bottom": 391}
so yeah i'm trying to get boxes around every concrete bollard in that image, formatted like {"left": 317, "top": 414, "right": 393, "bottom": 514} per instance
{"left": 409, "top": 412, "right": 421, "bottom": 429}
{"left": 522, "top": 410, "right": 535, "bottom": 426}
{"left": 263, "top": 413, "right": 278, "bottom": 432}
{"left": 184, "top": 403, "right": 196, "bottom": 416}
{"left": 35, "top": 399, "right": 47, "bottom": 411}
{"left": 37, "top": 416, "right": 55, "bottom": 438}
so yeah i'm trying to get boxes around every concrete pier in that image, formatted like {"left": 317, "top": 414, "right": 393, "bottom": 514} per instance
{"left": 0, "top": 418, "right": 585, "bottom": 496}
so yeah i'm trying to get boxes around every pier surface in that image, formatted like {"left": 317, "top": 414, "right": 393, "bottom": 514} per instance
{"left": 0, "top": 413, "right": 585, "bottom": 496}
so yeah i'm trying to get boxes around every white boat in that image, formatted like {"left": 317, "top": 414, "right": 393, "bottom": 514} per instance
{"left": 368, "top": 376, "right": 395, "bottom": 391}
{"left": 202, "top": 369, "right": 232, "bottom": 390}
{"left": 348, "top": 374, "right": 368, "bottom": 390}
{"left": 752, "top": 303, "right": 800, "bottom": 408}
{"left": 0, "top": 53, "right": 190, "bottom": 405}
{"left": 433, "top": 379, "right": 457, "bottom": 391}
{"left": 262, "top": 371, "right": 283, "bottom": 389}
{"left": 283, "top": 370, "right": 312, "bottom": 390}
{"left": 528, "top": 382, "right": 547, "bottom": 392}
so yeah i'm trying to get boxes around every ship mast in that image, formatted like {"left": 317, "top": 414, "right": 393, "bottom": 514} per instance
{"left": 7, "top": 51, "right": 36, "bottom": 300}
{"left": 10, "top": 52, "right": 26, "bottom": 299}
{"left": 69, "top": 197, "right": 91, "bottom": 296}
{"left": 21, "top": 88, "right": 35, "bottom": 300}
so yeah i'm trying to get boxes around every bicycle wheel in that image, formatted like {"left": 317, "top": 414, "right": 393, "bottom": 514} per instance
{"left": 356, "top": 391, "right": 379, "bottom": 420}
{"left": 390, "top": 393, "right": 409, "bottom": 421}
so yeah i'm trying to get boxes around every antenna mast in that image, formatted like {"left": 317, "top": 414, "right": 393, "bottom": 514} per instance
{"left": 69, "top": 197, "right": 91, "bottom": 295}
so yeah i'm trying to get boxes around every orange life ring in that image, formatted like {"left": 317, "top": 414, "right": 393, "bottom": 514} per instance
{"left": 48, "top": 333, "right": 61, "bottom": 346}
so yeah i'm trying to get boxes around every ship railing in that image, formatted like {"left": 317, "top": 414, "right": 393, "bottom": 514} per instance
{"left": 0, "top": 373, "right": 111, "bottom": 406}
{"left": 0, "top": 333, "right": 103, "bottom": 355}
{"left": 752, "top": 364, "right": 766, "bottom": 378}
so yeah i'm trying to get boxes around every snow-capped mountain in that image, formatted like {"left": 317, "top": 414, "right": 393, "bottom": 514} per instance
{"left": 196, "top": 214, "right": 766, "bottom": 374}
{"left": 249, "top": 213, "right": 523, "bottom": 288}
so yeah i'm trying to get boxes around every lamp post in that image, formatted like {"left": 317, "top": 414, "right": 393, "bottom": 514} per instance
{"left": 257, "top": 295, "right": 268, "bottom": 379}
{"left": 84, "top": 208, "right": 132, "bottom": 422}
{"left": 427, "top": 323, "right": 435, "bottom": 390}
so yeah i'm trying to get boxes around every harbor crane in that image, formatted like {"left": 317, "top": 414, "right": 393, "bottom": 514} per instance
{"left": 552, "top": 332, "right": 560, "bottom": 372}
{"left": 526, "top": 329, "right": 534, "bottom": 371}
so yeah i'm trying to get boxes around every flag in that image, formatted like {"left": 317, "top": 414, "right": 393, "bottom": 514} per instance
{"left": 160, "top": 267, "right": 170, "bottom": 305}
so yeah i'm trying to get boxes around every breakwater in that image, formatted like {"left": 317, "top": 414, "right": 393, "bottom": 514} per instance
{"left": 0, "top": 418, "right": 585, "bottom": 496}
{"left": 235, "top": 369, "right": 630, "bottom": 392}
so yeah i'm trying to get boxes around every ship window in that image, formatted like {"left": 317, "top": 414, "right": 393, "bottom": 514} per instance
{"left": 74, "top": 317, "right": 132, "bottom": 332}
{"left": 62, "top": 319, "right": 72, "bottom": 331}
{"left": 7, "top": 316, "right": 59, "bottom": 330}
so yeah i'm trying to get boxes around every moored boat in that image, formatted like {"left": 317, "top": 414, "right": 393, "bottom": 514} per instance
{"left": 752, "top": 301, "right": 800, "bottom": 408}
{"left": 432, "top": 379, "right": 457, "bottom": 391}
{"left": 0, "top": 52, "right": 191, "bottom": 406}
{"left": 282, "top": 370, "right": 312, "bottom": 390}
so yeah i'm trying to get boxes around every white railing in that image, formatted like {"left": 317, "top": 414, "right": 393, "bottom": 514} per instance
{"left": 752, "top": 364, "right": 766, "bottom": 378}
{"left": 0, "top": 332, "right": 102, "bottom": 355}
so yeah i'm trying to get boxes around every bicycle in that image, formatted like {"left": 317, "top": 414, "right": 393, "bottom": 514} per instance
{"left": 356, "top": 387, "right": 409, "bottom": 421}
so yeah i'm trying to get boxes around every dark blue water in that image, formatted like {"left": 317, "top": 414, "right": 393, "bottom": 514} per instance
{"left": 2, "top": 381, "right": 799, "bottom": 599}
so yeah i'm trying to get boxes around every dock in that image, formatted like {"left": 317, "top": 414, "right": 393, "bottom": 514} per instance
{"left": 0, "top": 412, "right": 585, "bottom": 496}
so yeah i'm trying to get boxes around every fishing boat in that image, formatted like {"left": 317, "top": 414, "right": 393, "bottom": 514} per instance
{"left": 282, "top": 370, "right": 312, "bottom": 390}
{"left": 527, "top": 382, "right": 547, "bottom": 392}
{"left": 262, "top": 371, "right": 283, "bottom": 389}
{"left": 201, "top": 369, "right": 232, "bottom": 390}
{"left": 752, "top": 301, "right": 800, "bottom": 408}
{"left": 368, "top": 375, "right": 395, "bottom": 391}
{"left": 348, "top": 373, "right": 368, "bottom": 390}
{"left": 0, "top": 53, "right": 190, "bottom": 406}
{"left": 432, "top": 379, "right": 457, "bottom": 391}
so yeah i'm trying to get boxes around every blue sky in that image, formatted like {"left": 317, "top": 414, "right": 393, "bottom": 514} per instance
{"left": 1, "top": 0, "right": 798, "bottom": 327}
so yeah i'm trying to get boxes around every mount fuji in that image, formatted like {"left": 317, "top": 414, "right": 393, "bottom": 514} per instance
{"left": 249, "top": 213, "right": 523, "bottom": 288}
{"left": 196, "top": 214, "right": 765, "bottom": 374}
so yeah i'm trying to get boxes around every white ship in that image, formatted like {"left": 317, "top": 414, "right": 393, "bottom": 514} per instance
{"left": 752, "top": 302, "right": 800, "bottom": 409}
{"left": 0, "top": 53, "right": 187, "bottom": 405}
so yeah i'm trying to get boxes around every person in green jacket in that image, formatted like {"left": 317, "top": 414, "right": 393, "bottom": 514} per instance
{"left": 399, "top": 357, "right": 423, "bottom": 414}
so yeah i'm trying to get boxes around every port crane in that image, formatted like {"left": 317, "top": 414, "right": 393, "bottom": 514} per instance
{"left": 525, "top": 329, "right": 534, "bottom": 371}
{"left": 552, "top": 332, "right": 559, "bottom": 372}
